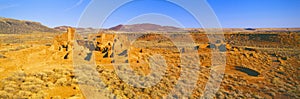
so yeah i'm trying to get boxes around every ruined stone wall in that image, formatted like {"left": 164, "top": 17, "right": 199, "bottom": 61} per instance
{"left": 50, "top": 28, "right": 75, "bottom": 60}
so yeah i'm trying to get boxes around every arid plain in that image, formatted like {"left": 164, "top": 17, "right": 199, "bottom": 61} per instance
{"left": 0, "top": 18, "right": 300, "bottom": 98}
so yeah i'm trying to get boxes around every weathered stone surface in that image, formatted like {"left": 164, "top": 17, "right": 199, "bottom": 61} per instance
{"left": 49, "top": 28, "right": 75, "bottom": 60}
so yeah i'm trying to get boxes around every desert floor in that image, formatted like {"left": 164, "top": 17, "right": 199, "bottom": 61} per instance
{"left": 0, "top": 31, "right": 299, "bottom": 99}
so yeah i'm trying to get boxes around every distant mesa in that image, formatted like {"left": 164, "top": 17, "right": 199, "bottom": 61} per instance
{"left": 0, "top": 17, "right": 58, "bottom": 34}
{"left": 109, "top": 24, "right": 124, "bottom": 31}
{"left": 56, "top": 23, "right": 186, "bottom": 33}
{"left": 55, "top": 23, "right": 186, "bottom": 33}
{"left": 54, "top": 26, "right": 100, "bottom": 34}
{"left": 54, "top": 26, "right": 72, "bottom": 31}
{"left": 244, "top": 28, "right": 256, "bottom": 31}
{"left": 108, "top": 23, "right": 186, "bottom": 32}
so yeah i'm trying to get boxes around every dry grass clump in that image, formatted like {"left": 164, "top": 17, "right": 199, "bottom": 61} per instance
{"left": 0, "top": 68, "right": 78, "bottom": 98}
{"left": 0, "top": 54, "right": 6, "bottom": 58}
{"left": 92, "top": 60, "right": 185, "bottom": 98}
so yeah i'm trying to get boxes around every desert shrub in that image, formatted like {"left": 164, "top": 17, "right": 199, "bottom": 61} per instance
{"left": 267, "top": 92, "right": 276, "bottom": 97}
{"left": 21, "top": 82, "right": 32, "bottom": 88}
{"left": 53, "top": 68, "right": 65, "bottom": 74}
{"left": 249, "top": 83, "right": 259, "bottom": 89}
{"left": 25, "top": 77, "right": 44, "bottom": 85}
{"left": 137, "top": 94, "right": 150, "bottom": 99}
{"left": 3, "top": 86, "right": 16, "bottom": 93}
{"left": 228, "top": 85, "right": 235, "bottom": 91}
{"left": 14, "top": 45, "right": 29, "bottom": 51}
{"left": 43, "top": 70, "right": 55, "bottom": 75}
{"left": 51, "top": 96, "right": 62, "bottom": 99}
{"left": 76, "top": 74, "right": 90, "bottom": 85}
{"left": 55, "top": 78, "right": 68, "bottom": 86}
{"left": 0, "top": 54, "right": 6, "bottom": 58}
{"left": 24, "top": 84, "right": 41, "bottom": 93}
{"left": 0, "top": 70, "right": 78, "bottom": 98}
{"left": 35, "top": 79, "right": 45, "bottom": 87}
{"left": 92, "top": 76, "right": 101, "bottom": 83}
{"left": 45, "top": 81, "right": 55, "bottom": 88}
{"left": 0, "top": 80, "right": 16, "bottom": 90}
{"left": 33, "top": 72, "right": 48, "bottom": 79}
{"left": 150, "top": 90, "right": 164, "bottom": 98}
{"left": 15, "top": 76, "right": 26, "bottom": 83}
{"left": 244, "top": 93, "right": 252, "bottom": 98}
{"left": 0, "top": 91, "right": 11, "bottom": 98}
{"left": 252, "top": 94, "right": 262, "bottom": 99}
{"left": 278, "top": 88, "right": 286, "bottom": 92}
{"left": 62, "top": 70, "right": 71, "bottom": 76}
{"left": 11, "top": 71, "right": 26, "bottom": 82}
{"left": 13, "top": 91, "right": 32, "bottom": 99}
{"left": 271, "top": 78, "right": 280, "bottom": 84}
{"left": 71, "top": 78, "right": 79, "bottom": 84}
{"left": 53, "top": 73, "right": 64, "bottom": 80}
{"left": 45, "top": 43, "right": 51, "bottom": 46}
{"left": 4, "top": 82, "right": 18, "bottom": 89}
{"left": 230, "top": 91, "right": 238, "bottom": 97}
{"left": 31, "top": 91, "right": 47, "bottom": 99}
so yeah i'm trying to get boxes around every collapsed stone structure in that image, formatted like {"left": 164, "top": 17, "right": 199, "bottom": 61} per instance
{"left": 92, "top": 33, "right": 118, "bottom": 64}
{"left": 50, "top": 28, "right": 75, "bottom": 60}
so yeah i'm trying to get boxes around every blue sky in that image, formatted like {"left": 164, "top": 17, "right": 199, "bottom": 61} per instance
{"left": 0, "top": 0, "right": 299, "bottom": 28}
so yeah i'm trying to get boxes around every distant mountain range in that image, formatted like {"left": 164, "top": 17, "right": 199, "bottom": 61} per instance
{"left": 108, "top": 23, "right": 186, "bottom": 32}
{"left": 54, "top": 23, "right": 186, "bottom": 33}
{"left": 1, "top": 17, "right": 300, "bottom": 34}
{"left": 54, "top": 26, "right": 100, "bottom": 34}
{"left": 0, "top": 17, "right": 58, "bottom": 34}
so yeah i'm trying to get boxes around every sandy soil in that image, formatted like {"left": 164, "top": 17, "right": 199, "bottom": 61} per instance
{"left": 0, "top": 29, "right": 299, "bottom": 98}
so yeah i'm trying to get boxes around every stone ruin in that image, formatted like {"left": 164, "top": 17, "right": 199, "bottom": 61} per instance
{"left": 50, "top": 28, "right": 75, "bottom": 60}
{"left": 92, "top": 33, "right": 119, "bottom": 64}
{"left": 48, "top": 28, "right": 123, "bottom": 62}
